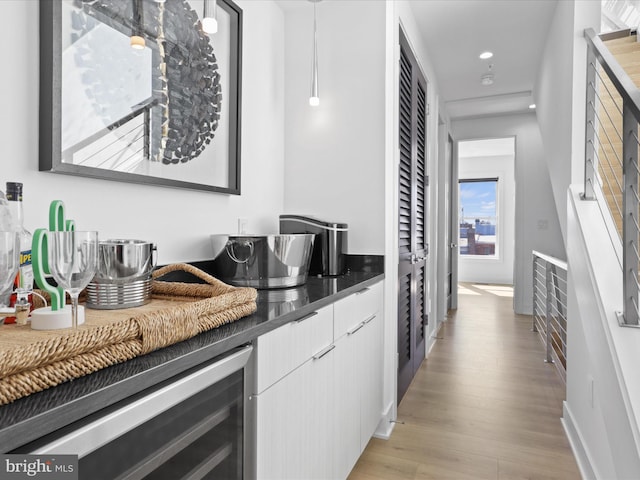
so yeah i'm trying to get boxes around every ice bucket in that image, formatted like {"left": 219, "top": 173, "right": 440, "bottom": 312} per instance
{"left": 210, "top": 234, "right": 315, "bottom": 289}
{"left": 86, "top": 239, "right": 156, "bottom": 309}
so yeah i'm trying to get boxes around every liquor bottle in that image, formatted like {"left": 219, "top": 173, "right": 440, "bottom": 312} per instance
{"left": 0, "top": 190, "right": 15, "bottom": 313}
{"left": 5, "top": 182, "right": 33, "bottom": 324}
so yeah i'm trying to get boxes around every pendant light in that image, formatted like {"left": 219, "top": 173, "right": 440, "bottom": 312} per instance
{"left": 309, "top": 0, "right": 321, "bottom": 106}
{"left": 202, "top": 0, "right": 218, "bottom": 34}
{"left": 130, "top": 0, "right": 145, "bottom": 49}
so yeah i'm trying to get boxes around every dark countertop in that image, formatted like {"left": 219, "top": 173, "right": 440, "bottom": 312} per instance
{"left": 0, "top": 264, "right": 384, "bottom": 453}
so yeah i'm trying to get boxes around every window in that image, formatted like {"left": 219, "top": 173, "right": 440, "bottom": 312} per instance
{"left": 459, "top": 178, "right": 498, "bottom": 257}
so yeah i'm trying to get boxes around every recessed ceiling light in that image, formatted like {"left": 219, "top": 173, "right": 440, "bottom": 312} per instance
{"left": 529, "top": 104, "right": 536, "bottom": 109}
{"left": 479, "top": 51, "right": 493, "bottom": 60}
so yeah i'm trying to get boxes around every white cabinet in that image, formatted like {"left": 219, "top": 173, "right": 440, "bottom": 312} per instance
{"left": 360, "top": 310, "right": 384, "bottom": 450}
{"left": 333, "top": 327, "right": 361, "bottom": 479}
{"left": 333, "top": 282, "right": 384, "bottom": 479}
{"left": 253, "top": 304, "right": 334, "bottom": 479}
{"left": 253, "top": 280, "right": 383, "bottom": 480}
{"left": 254, "top": 343, "right": 335, "bottom": 480}
{"left": 254, "top": 305, "right": 333, "bottom": 394}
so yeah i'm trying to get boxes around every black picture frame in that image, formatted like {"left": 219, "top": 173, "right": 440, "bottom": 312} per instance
{"left": 40, "top": 0, "right": 243, "bottom": 194}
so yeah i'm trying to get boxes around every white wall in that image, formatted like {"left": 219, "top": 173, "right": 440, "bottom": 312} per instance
{"left": 282, "top": 1, "right": 386, "bottom": 255}
{"left": 0, "top": 0, "right": 286, "bottom": 265}
{"left": 436, "top": 116, "right": 452, "bottom": 330}
{"left": 549, "top": 1, "right": 640, "bottom": 478}
{"left": 534, "top": 1, "right": 573, "bottom": 245}
{"left": 565, "top": 187, "right": 640, "bottom": 479}
{"left": 534, "top": 0, "right": 598, "bottom": 245}
{"left": 458, "top": 152, "right": 515, "bottom": 285}
{"left": 452, "top": 113, "right": 564, "bottom": 314}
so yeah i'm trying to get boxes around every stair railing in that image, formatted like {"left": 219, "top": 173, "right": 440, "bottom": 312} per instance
{"left": 584, "top": 28, "right": 640, "bottom": 327}
{"left": 532, "top": 251, "right": 568, "bottom": 383}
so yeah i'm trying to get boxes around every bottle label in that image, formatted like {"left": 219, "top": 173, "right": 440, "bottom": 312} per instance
{"left": 20, "top": 250, "right": 32, "bottom": 267}
{"left": 17, "top": 249, "right": 33, "bottom": 290}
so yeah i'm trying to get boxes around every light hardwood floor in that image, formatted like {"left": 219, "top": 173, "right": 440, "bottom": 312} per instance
{"left": 349, "top": 283, "right": 581, "bottom": 480}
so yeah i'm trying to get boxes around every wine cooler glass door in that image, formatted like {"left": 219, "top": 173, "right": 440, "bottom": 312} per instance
{"left": 27, "top": 346, "right": 252, "bottom": 480}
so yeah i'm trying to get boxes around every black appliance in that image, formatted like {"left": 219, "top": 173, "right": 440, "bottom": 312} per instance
{"left": 279, "top": 214, "right": 348, "bottom": 276}
{"left": 18, "top": 346, "right": 252, "bottom": 480}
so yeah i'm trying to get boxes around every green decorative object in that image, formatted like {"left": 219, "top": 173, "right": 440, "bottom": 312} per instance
{"left": 32, "top": 201, "right": 76, "bottom": 312}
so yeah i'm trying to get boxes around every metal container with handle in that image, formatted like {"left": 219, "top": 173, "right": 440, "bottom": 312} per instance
{"left": 210, "top": 234, "right": 314, "bottom": 289}
{"left": 86, "top": 239, "right": 156, "bottom": 309}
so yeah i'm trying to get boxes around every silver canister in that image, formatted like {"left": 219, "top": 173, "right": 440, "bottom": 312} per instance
{"left": 86, "top": 239, "right": 156, "bottom": 309}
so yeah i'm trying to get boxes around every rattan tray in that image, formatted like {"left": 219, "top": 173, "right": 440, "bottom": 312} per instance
{"left": 0, "top": 263, "right": 257, "bottom": 405}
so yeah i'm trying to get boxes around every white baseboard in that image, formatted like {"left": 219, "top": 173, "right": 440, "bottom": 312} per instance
{"left": 426, "top": 336, "right": 437, "bottom": 358}
{"left": 426, "top": 320, "right": 443, "bottom": 357}
{"left": 373, "top": 401, "right": 395, "bottom": 440}
{"left": 562, "top": 401, "right": 597, "bottom": 480}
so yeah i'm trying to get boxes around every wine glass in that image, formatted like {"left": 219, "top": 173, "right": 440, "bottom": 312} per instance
{"left": 48, "top": 231, "right": 98, "bottom": 329}
{"left": 0, "top": 231, "right": 19, "bottom": 311}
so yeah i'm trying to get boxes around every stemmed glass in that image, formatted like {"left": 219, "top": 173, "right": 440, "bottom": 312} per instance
{"left": 0, "top": 231, "right": 19, "bottom": 313}
{"left": 48, "top": 231, "right": 98, "bottom": 329}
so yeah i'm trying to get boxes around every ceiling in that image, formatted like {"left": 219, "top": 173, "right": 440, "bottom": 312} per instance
{"left": 408, "top": 0, "right": 559, "bottom": 120}
{"left": 458, "top": 137, "right": 515, "bottom": 158}
{"left": 276, "top": 0, "right": 560, "bottom": 119}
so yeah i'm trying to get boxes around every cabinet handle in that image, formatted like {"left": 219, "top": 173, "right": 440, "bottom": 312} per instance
{"left": 363, "top": 314, "right": 376, "bottom": 325}
{"left": 356, "top": 287, "right": 371, "bottom": 295}
{"left": 347, "top": 322, "right": 365, "bottom": 335}
{"left": 312, "top": 344, "right": 335, "bottom": 360}
{"left": 294, "top": 311, "right": 318, "bottom": 323}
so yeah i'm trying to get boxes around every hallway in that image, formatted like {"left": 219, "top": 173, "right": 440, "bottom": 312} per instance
{"left": 349, "top": 283, "right": 581, "bottom": 480}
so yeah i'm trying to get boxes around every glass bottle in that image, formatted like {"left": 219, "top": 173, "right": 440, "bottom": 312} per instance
{"left": 0, "top": 190, "right": 14, "bottom": 312}
{"left": 6, "top": 182, "right": 33, "bottom": 324}
{"left": 0, "top": 190, "right": 13, "bottom": 231}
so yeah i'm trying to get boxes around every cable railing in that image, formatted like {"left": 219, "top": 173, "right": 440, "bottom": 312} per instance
{"left": 584, "top": 28, "right": 640, "bottom": 327}
{"left": 532, "top": 251, "right": 568, "bottom": 383}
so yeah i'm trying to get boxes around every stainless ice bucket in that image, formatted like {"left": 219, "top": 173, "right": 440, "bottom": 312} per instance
{"left": 86, "top": 239, "right": 156, "bottom": 309}
{"left": 210, "top": 234, "right": 315, "bottom": 289}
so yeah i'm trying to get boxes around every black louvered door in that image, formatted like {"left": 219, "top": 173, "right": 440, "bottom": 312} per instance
{"left": 398, "top": 28, "right": 428, "bottom": 403}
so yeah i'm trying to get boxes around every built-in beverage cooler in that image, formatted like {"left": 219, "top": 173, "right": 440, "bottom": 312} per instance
{"left": 16, "top": 345, "right": 252, "bottom": 480}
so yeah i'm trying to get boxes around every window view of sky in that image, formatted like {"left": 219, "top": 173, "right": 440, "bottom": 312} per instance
{"left": 459, "top": 180, "right": 496, "bottom": 221}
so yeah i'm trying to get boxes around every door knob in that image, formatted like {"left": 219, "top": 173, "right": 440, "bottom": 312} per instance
{"left": 450, "top": 243, "right": 458, "bottom": 248}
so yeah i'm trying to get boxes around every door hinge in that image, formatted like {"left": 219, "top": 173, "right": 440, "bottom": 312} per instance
{"left": 425, "top": 175, "right": 429, "bottom": 186}
{"left": 427, "top": 103, "right": 430, "bottom": 115}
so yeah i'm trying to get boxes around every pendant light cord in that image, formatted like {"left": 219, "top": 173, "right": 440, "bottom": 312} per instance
{"left": 310, "top": 1, "right": 319, "bottom": 105}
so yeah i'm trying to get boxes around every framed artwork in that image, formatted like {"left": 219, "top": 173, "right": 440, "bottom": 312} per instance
{"left": 39, "top": 0, "right": 243, "bottom": 194}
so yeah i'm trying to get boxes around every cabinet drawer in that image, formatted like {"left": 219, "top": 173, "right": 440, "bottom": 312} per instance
{"left": 334, "top": 281, "right": 383, "bottom": 340}
{"left": 255, "top": 304, "right": 333, "bottom": 394}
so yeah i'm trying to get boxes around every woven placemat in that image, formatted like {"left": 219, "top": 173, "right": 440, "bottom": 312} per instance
{"left": 0, "top": 263, "right": 257, "bottom": 405}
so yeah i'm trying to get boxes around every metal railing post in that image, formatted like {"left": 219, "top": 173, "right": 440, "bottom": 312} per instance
{"left": 532, "top": 251, "right": 567, "bottom": 382}
{"left": 532, "top": 255, "right": 538, "bottom": 332}
{"left": 584, "top": 44, "right": 597, "bottom": 201}
{"left": 623, "top": 103, "right": 640, "bottom": 326}
{"left": 545, "top": 265, "right": 553, "bottom": 363}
